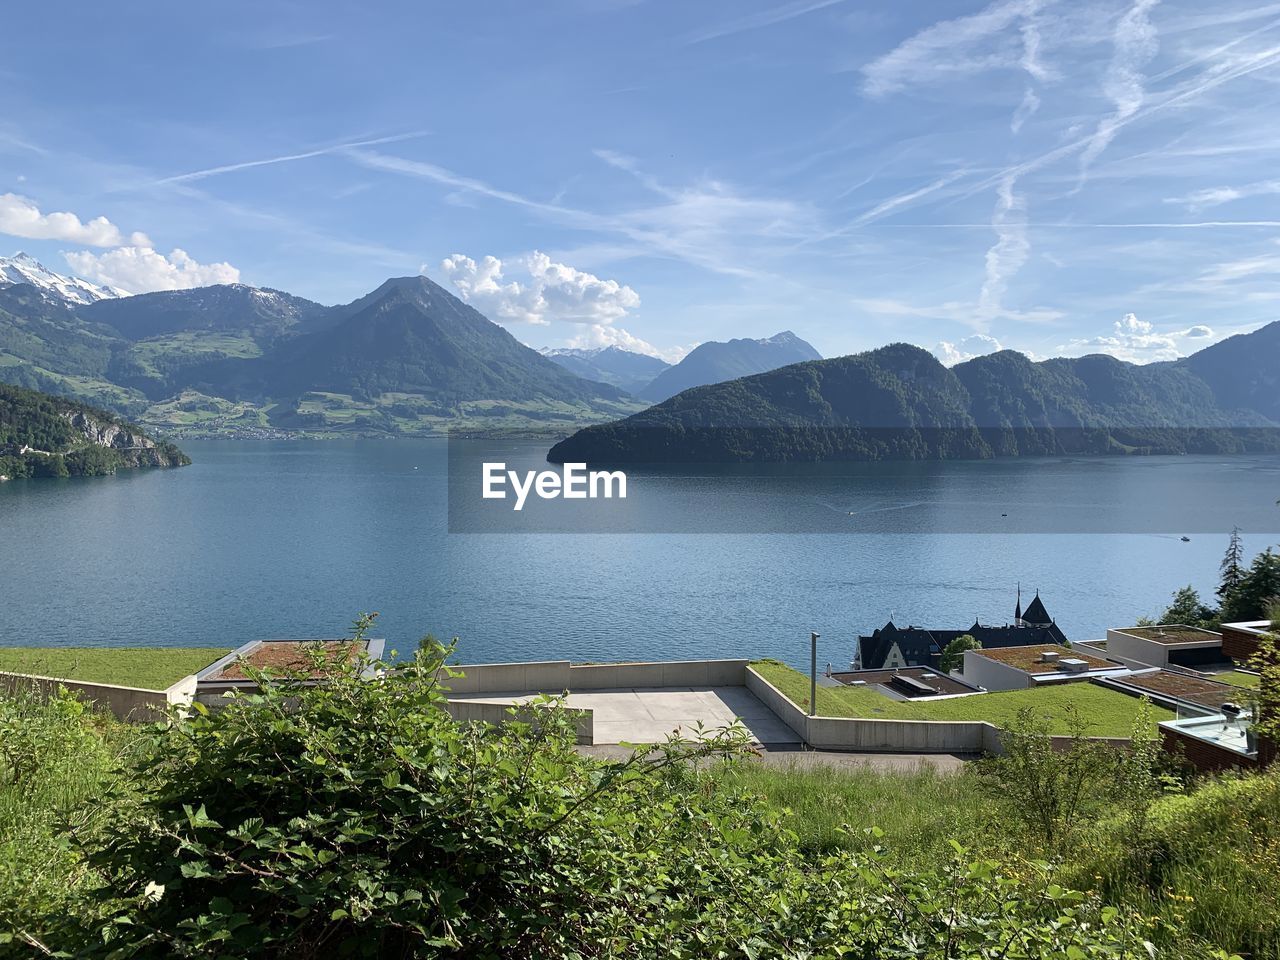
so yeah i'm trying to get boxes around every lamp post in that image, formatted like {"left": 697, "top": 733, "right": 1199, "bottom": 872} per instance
{"left": 809, "top": 631, "right": 819, "bottom": 717}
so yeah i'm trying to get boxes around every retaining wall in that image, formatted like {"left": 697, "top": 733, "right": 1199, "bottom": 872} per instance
{"left": 441, "top": 659, "right": 750, "bottom": 694}
{"left": 0, "top": 670, "right": 197, "bottom": 722}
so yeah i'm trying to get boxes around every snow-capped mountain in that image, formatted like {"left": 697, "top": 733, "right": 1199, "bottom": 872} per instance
{"left": 539, "top": 344, "right": 672, "bottom": 394}
{"left": 0, "top": 252, "right": 128, "bottom": 305}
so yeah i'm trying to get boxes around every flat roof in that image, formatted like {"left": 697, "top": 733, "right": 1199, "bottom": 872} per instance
{"left": 1221, "top": 620, "right": 1275, "bottom": 637}
{"left": 209, "top": 640, "right": 367, "bottom": 681}
{"left": 1112, "top": 625, "right": 1220, "bottom": 645}
{"left": 971, "top": 644, "right": 1113, "bottom": 674}
{"left": 1110, "top": 670, "right": 1245, "bottom": 710}
{"left": 829, "top": 667, "right": 977, "bottom": 696}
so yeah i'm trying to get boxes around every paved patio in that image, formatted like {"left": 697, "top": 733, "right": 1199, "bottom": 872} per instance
{"left": 446, "top": 685, "right": 802, "bottom": 745}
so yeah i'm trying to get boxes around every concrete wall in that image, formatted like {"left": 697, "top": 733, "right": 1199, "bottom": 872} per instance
{"left": 744, "top": 665, "right": 811, "bottom": 740}
{"left": 1107, "top": 628, "right": 1220, "bottom": 669}
{"left": 441, "top": 659, "right": 750, "bottom": 694}
{"left": 440, "top": 661, "right": 572, "bottom": 694}
{"left": 445, "top": 699, "right": 593, "bottom": 745}
{"left": 0, "top": 671, "right": 180, "bottom": 722}
{"left": 746, "top": 665, "right": 997, "bottom": 754}
{"left": 568, "top": 659, "right": 749, "bottom": 690}
{"left": 962, "top": 650, "right": 1033, "bottom": 691}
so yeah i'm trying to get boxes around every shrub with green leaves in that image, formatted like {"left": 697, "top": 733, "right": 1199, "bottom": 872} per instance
{"left": 58, "top": 617, "right": 1227, "bottom": 959}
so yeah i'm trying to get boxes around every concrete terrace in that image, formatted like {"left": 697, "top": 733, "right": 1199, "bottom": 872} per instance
{"left": 446, "top": 685, "right": 801, "bottom": 746}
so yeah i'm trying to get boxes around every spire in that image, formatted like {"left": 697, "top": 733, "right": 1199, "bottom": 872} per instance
{"left": 1015, "top": 582, "right": 1022, "bottom": 626}
{"left": 1022, "top": 590, "right": 1051, "bottom": 627}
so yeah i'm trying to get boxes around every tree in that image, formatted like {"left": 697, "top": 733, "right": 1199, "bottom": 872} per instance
{"left": 1218, "top": 526, "right": 1246, "bottom": 604}
{"left": 1222, "top": 548, "right": 1280, "bottom": 622}
{"left": 940, "top": 633, "right": 981, "bottom": 673}
{"left": 1160, "top": 586, "right": 1218, "bottom": 629}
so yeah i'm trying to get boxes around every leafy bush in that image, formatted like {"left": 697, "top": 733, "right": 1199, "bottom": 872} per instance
{"left": 64, "top": 622, "right": 1222, "bottom": 959}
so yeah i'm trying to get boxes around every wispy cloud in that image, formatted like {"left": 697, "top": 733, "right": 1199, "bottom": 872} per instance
{"left": 1011, "top": 87, "right": 1040, "bottom": 133}
{"left": 978, "top": 174, "right": 1031, "bottom": 324}
{"left": 1074, "top": 0, "right": 1161, "bottom": 190}
{"left": 350, "top": 148, "right": 818, "bottom": 279}
{"left": 859, "top": 0, "right": 1052, "bottom": 97}
{"left": 1166, "top": 178, "right": 1280, "bottom": 210}
{"left": 154, "top": 132, "right": 429, "bottom": 185}
{"left": 679, "top": 0, "right": 848, "bottom": 45}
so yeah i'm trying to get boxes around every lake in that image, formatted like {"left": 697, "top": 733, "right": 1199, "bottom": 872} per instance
{"left": 3, "top": 439, "right": 1278, "bottom": 671}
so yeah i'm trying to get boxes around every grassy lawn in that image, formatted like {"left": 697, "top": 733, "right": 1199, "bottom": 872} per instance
{"left": 753, "top": 660, "right": 1172, "bottom": 737}
{"left": 0, "top": 647, "right": 230, "bottom": 690}
{"left": 1214, "top": 670, "right": 1261, "bottom": 689}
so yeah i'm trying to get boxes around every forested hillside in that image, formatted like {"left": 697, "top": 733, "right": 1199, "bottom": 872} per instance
{"left": 550, "top": 340, "right": 1280, "bottom": 464}
{"left": 0, "top": 383, "right": 188, "bottom": 479}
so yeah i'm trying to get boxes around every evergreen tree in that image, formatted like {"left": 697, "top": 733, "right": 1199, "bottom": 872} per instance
{"left": 1218, "top": 526, "right": 1246, "bottom": 604}
{"left": 1222, "top": 548, "right": 1280, "bottom": 622}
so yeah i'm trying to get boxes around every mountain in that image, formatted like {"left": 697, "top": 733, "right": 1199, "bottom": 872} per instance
{"left": 638, "top": 331, "right": 820, "bottom": 403}
{"left": 541, "top": 345, "right": 672, "bottom": 394}
{"left": 548, "top": 337, "right": 1280, "bottom": 465}
{"left": 0, "top": 382, "right": 188, "bottom": 480}
{"left": 80, "top": 283, "right": 330, "bottom": 341}
{"left": 0, "top": 260, "right": 643, "bottom": 436}
{"left": 222, "top": 276, "right": 627, "bottom": 402}
{"left": 0, "top": 253, "right": 125, "bottom": 304}
{"left": 1181, "top": 322, "right": 1280, "bottom": 423}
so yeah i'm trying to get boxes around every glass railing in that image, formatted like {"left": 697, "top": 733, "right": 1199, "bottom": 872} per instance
{"left": 1161, "top": 711, "right": 1257, "bottom": 757}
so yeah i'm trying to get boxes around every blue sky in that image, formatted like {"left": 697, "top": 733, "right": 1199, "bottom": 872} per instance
{"left": 3, "top": 0, "right": 1280, "bottom": 363}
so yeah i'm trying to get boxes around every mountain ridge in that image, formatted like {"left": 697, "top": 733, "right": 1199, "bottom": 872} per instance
{"left": 548, "top": 335, "right": 1280, "bottom": 464}
{"left": 638, "top": 330, "right": 821, "bottom": 402}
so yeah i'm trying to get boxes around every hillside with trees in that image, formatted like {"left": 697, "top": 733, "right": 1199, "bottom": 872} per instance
{"left": 550, "top": 339, "right": 1280, "bottom": 465}
{"left": 0, "top": 383, "right": 188, "bottom": 479}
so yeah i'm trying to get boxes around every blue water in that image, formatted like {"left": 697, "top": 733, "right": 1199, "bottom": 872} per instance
{"left": 2, "top": 440, "right": 1278, "bottom": 670}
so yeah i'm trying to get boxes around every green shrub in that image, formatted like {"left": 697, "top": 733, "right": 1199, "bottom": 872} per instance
{"left": 64, "top": 620, "right": 1217, "bottom": 959}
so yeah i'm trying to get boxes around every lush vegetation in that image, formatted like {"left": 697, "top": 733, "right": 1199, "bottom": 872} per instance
{"left": 1, "top": 624, "right": 1256, "bottom": 959}
{"left": 0, "top": 383, "right": 188, "bottom": 479}
{"left": 1142, "top": 528, "right": 1280, "bottom": 627}
{"left": 752, "top": 660, "right": 1172, "bottom": 736}
{"left": 0, "top": 647, "right": 229, "bottom": 690}
{"left": 549, "top": 336, "right": 1280, "bottom": 464}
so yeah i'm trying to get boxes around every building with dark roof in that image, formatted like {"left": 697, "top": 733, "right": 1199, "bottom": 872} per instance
{"left": 854, "top": 589, "right": 1068, "bottom": 671}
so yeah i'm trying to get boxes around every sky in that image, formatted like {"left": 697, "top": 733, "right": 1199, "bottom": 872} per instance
{"left": 2, "top": 0, "right": 1280, "bottom": 364}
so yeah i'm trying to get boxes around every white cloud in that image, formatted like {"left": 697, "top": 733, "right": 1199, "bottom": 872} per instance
{"left": 439, "top": 251, "right": 641, "bottom": 328}
{"left": 64, "top": 247, "right": 240, "bottom": 294}
{"left": 860, "top": 0, "right": 1052, "bottom": 97}
{"left": 1058, "top": 312, "right": 1183, "bottom": 362}
{"left": 0, "top": 193, "right": 150, "bottom": 248}
{"left": 1183, "top": 324, "right": 1213, "bottom": 338}
{"left": 1011, "top": 87, "right": 1040, "bottom": 133}
{"left": 1075, "top": 0, "right": 1161, "bottom": 188}
{"left": 977, "top": 174, "right": 1030, "bottom": 324}
{"left": 932, "top": 334, "right": 1004, "bottom": 366}
{"left": 352, "top": 148, "right": 816, "bottom": 280}
{"left": 1166, "top": 178, "right": 1280, "bottom": 211}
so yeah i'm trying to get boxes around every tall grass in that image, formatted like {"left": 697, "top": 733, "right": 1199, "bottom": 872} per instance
{"left": 718, "top": 759, "right": 996, "bottom": 862}
{"left": 0, "top": 690, "right": 135, "bottom": 951}
{"left": 1068, "top": 770, "right": 1280, "bottom": 960}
